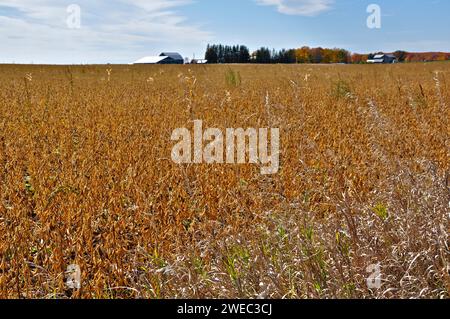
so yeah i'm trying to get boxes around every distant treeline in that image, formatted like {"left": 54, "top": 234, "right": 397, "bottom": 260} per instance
{"left": 352, "top": 51, "right": 450, "bottom": 63}
{"left": 205, "top": 44, "right": 450, "bottom": 64}
{"left": 205, "top": 44, "right": 349, "bottom": 64}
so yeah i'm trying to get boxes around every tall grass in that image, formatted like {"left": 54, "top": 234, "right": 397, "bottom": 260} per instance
{"left": 0, "top": 63, "right": 448, "bottom": 299}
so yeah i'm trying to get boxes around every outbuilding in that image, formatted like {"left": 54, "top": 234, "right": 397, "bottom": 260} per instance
{"left": 367, "top": 54, "right": 397, "bottom": 64}
{"left": 134, "top": 52, "right": 184, "bottom": 64}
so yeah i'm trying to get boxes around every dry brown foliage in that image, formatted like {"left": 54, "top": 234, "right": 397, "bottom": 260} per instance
{"left": 0, "top": 63, "right": 448, "bottom": 299}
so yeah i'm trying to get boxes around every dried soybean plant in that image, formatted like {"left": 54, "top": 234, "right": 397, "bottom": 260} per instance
{"left": 0, "top": 63, "right": 448, "bottom": 299}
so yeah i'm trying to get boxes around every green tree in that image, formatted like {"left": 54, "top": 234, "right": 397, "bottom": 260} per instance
{"left": 205, "top": 45, "right": 218, "bottom": 63}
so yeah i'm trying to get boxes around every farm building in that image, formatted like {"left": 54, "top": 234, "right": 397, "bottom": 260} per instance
{"left": 367, "top": 54, "right": 397, "bottom": 64}
{"left": 191, "top": 59, "right": 208, "bottom": 64}
{"left": 134, "top": 52, "right": 184, "bottom": 64}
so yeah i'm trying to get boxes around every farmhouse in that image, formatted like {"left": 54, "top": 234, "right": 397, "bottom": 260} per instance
{"left": 367, "top": 54, "right": 397, "bottom": 64}
{"left": 134, "top": 52, "right": 184, "bottom": 64}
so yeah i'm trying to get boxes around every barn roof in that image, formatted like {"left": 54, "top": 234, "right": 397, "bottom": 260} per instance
{"left": 160, "top": 52, "right": 183, "bottom": 60}
{"left": 373, "top": 54, "right": 396, "bottom": 59}
{"left": 134, "top": 56, "right": 168, "bottom": 64}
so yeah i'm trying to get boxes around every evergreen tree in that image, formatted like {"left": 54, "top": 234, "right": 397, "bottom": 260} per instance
{"left": 205, "top": 45, "right": 218, "bottom": 63}
{"left": 204, "top": 44, "right": 251, "bottom": 64}
{"left": 254, "top": 47, "right": 272, "bottom": 63}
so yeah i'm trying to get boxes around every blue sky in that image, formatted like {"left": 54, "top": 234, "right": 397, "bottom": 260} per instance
{"left": 0, "top": 0, "right": 449, "bottom": 64}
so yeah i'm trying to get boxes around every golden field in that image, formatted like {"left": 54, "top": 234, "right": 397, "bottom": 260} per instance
{"left": 0, "top": 63, "right": 448, "bottom": 299}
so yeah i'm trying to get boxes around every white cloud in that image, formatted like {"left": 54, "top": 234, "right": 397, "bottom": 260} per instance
{"left": 0, "top": 0, "right": 212, "bottom": 63}
{"left": 255, "top": 0, "right": 334, "bottom": 16}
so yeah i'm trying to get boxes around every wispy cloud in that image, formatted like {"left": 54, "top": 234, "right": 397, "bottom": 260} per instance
{"left": 0, "top": 0, "right": 212, "bottom": 63}
{"left": 255, "top": 0, "right": 334, "bottom": 16}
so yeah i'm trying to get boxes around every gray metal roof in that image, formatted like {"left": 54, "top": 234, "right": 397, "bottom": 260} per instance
{"left": 373, "top": 54, "right": 396, "bottom": 59}
{"left": 160, "top": 52, "right": 183, "bottom": 60}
